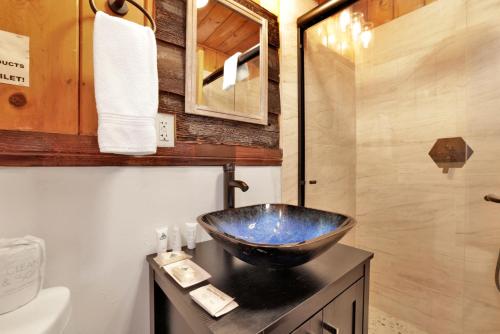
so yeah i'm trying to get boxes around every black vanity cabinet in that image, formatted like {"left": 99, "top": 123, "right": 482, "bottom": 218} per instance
{"left": 292, "top": 279, "right": 365, "bottom": 334}
{"left": 323, "top": 279, "right": 365, "bottom": 334}
{"left": 292, "top": 311, "right": 322, "bottom": 334}
{"left": 147, "top": 240, "right": 373, "bottom": 334}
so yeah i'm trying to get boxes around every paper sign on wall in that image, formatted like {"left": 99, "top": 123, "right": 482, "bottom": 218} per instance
{"left": 0, "top": 30, "right": 29, "bottom": 87}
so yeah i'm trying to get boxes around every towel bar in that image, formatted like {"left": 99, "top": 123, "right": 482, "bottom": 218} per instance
{"left": 202, "top": 44, "right": 260, "bottom": 86}
{"left": 89, "top": 0, "right": 156, "bottom": 33}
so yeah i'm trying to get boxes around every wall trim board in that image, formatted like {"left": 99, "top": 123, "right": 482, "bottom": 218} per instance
{"left": 0, "top": 130, "right": 282, "bottom": 166}
{"left": 0, "top": 0, "right": 282, "bottom": 167}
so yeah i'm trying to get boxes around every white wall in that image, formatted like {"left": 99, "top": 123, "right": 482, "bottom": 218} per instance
{"left": 0, "top": 166, "right": 281, "bottom": 334}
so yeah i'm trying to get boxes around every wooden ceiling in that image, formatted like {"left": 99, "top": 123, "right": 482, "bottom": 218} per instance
{"left": 316, "top": 0, "right": 436, "bottom": 27}
{"left": 197, "top": 1, "right": 260, "bottom": 56}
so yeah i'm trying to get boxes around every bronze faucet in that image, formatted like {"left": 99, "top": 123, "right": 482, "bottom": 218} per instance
{"left": 223, "top": 163, "right": 249, "bottom": 209}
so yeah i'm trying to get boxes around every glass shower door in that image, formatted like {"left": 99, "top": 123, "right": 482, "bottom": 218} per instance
{"left": 303, "top": 19, "right": 356, "bottom": 228}
{"left": 301, "top": 0, "right": 500, "bottom": 332}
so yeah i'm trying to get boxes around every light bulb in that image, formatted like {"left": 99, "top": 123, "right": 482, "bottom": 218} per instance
{"left": 339, "top": 10, "right": 351, "bottom": 32}
{"left": 351, "top": 12, "right": 363, "bottom": 41}
{"left": 328, "top": 34, "right": 336, "bottom": 45}
{"left": 197, "top": 0, "right": 209, "bottom": 9}
{"left": 322, "top": 36, "right": 328, "bottom": 47}
{"left": 361, "top": 30, "right": 372, "bottom": 48}
{"left": 337, "top": 40, "right": 348, "bottom": 53}
{"left": 361, "top": 22, "right": 374, "bottom": 48}
{"left": 352, "top": 22, "right": 362, "bottom": 41}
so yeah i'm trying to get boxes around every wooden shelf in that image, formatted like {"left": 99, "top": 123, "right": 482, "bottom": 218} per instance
{"left": 0, "top": 130, "right": 282, "bottom": 166}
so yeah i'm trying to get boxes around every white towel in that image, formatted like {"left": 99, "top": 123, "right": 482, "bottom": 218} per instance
{"left": 236, "top": 62, "right": 249, "bottom": 82}
{"left": 222, "top": 52, "right": 249, "bottom": 91}
{"left": 0, "top": 236, "right": 45, "bottom": 315}
{"left": 93, "top": 11, "right": 158, "bottom": 155}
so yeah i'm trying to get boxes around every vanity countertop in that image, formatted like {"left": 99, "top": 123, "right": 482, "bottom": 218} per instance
{"left": 147, "top": 240, "right": 373, "bottom": 334}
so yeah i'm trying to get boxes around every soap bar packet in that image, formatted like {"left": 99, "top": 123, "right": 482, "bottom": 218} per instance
{"left": 189, "top": 284, "right": 238, "bottom": 318}
{"left": 154, "top": 251, "right": 191, "bottom": 267}
{"left": 163, "top": 259, "right": 211, "bottom": 288}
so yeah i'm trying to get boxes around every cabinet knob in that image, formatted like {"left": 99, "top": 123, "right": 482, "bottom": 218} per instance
{"left": 309, "top": 180, "right": 317, "bottom": 185}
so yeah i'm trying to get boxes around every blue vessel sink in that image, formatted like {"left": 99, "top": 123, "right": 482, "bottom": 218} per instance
{"left": 198, "top": 204, "right": 356, "bottom": 267}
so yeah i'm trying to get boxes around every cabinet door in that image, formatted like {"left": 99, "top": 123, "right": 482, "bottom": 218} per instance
{"left": 322, "top": 279, "right": 364, "bottom": 334}
{"left": 0, "top": 1, "right": 79, "bottom": 134}
{"left": 292, "top": 310, "right": 323, "bottom": 334}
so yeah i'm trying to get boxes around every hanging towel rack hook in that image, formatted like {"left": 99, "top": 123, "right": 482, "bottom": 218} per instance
{"left": 89, "top": 0, "right": 156, "bottom": 32}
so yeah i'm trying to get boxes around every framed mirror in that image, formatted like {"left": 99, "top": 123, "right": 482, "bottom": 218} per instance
{"left": 185, "top": 0, "right": 268, "bottom": 125}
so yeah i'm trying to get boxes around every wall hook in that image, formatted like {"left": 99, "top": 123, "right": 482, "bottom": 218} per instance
{"left": 428, "top": 137, "right": 473, "bottom": 174}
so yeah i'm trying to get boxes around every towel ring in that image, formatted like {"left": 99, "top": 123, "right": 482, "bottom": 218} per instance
{"left": 89, "top": 0, "right": 156, "bottom": 32}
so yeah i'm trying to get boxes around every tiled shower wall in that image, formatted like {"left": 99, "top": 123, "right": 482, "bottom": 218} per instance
{"left": 355, "top": 0, "right": 500, "bottom": 332}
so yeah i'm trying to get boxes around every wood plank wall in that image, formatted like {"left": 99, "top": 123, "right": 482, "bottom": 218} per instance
{"left": 0, "top": 0, "right": 282, "bottom": 166}
{"left": 317, "top": 0, "right": 436, "bottom": 27}
{"left": 0, "top": 2, "right": 79, "bottom": 135}
{"left": 155, "top": 0, "right": 281, "bottom": 149}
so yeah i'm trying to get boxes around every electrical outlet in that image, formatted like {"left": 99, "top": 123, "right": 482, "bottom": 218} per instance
{"left": 156, "top": 113, "right": 175, "bottom": 147}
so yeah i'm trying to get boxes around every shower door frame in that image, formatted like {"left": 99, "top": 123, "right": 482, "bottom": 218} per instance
{"left": 297, "top": 0, "right": 358, "bottom": 206}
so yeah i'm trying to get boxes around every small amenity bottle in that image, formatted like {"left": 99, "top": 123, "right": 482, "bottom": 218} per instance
{"left": 172, "top": 226, "right": 182, "bottom": 253}
{"left": 155, "top": 227, "right": 168, "bottom": 255}
{"left": 185, "top": 223, "right": 198, "bottom": 249}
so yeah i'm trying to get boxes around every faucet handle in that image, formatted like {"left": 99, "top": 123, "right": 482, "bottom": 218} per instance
{"left": 485, "top": 194, "right": 500, "bottom": 203}
{"left": 223, "top": 163, "right": 235, "bottom": 172}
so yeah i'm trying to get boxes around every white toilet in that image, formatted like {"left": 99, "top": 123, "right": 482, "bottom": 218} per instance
{"left": 0, "top": 287, "right": 71, "bottom": 334}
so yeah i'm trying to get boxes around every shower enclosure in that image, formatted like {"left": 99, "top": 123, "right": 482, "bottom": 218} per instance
{"left": 298, "top": 0, "right": 500, "bottom": 333}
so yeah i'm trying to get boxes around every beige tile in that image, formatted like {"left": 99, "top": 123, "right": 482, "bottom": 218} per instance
{"left": 280, "top": 0, "right": 316, "bottom": 205}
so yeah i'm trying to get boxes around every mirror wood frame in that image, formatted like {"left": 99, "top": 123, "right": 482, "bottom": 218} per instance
{"left": 185, "top": 0, "right": 269, "bottom": 125}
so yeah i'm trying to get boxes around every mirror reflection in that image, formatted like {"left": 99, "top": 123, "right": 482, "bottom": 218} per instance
{"left": 194, "top": 0, "right": 265, "bottom": 122}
